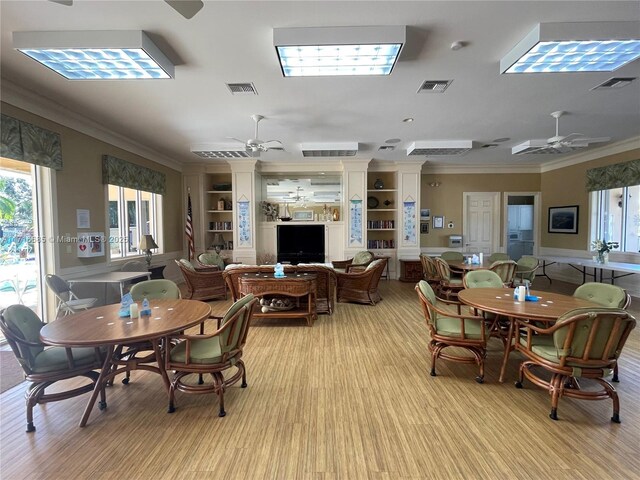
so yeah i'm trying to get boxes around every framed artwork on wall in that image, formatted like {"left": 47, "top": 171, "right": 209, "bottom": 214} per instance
{"left": 433, "top": 215, "right": 444, "bottom": 229}
{"left": 548, "top": 205, "right": 579, "bottom": 234}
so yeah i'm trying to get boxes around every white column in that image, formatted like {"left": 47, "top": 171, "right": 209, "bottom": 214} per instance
{"left": 342, "top": 160, "right": 371, "bottom": 258}
{"left": 396, "top": 162, "right": 425, "bottom": 262}
{"left": 229, "top": 159, "right": 258, "bottom": 264}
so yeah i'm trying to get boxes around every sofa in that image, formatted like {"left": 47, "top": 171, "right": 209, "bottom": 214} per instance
{"left": 223, "top": 264, "right": 337, "bottom": 315}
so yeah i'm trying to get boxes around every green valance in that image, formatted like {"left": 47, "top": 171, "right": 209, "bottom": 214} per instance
{"left": 586, "top": 159, "right": 640, "bottom": 191}
{"left": 102, "top": 155, "right": 166, "bottom": 195}
{"left": 0, "top": 114, "right": 63, "bottom": 170}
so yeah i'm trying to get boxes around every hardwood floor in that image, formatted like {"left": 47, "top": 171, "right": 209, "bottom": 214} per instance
{"left": 1, "top": 280, "right": 638, "bottom": 479}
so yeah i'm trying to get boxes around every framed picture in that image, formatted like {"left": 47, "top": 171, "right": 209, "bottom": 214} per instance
{"left": 420, "top": 222, "right": 429, "bottom": 234}
{"left": 433, "top": 215, "right": 444, "bottom": 229}
{"left": 548, "top": 205, "right": 579, "bottom": 234}
{"left": 420, "top": 208, "right": 431, "bottom": 219}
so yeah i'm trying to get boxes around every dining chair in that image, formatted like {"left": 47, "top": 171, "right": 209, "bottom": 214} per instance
{"left": 332, "top": 250, "right": 375, "bottom": 273}
{"left": 415, "top": 280, "right": 493, "bottom": 383}
{"left": 489, "top": 260, "right": 518, "bottom": 287}
{"left": 335, "top": 258, "right": 387, "bottom": 305}
{"left": 433, "top": 257, "right": 464, "bottom": 301}
{"left": 419, "top": 254, "right": 441, "bottom": 292}
{"left": 514, "top": 307, "right": 636, "bottom": 422}
{"left": 175, "top": 259, "right": 227, "bottom": 301}
{"left": 0, "top": 304, "right": 105, "bottom": 432}
{"left": 121, "top": 260, "right": 147, "bottom": 272}
{"left": 488, "top": 252, "right": 510, "bottom": 263}
{"left": 45, "top": 274, "right": 98, "bottom": 317}
{"left": 463, "top": 270, "right": 509, "bottom": 344}
{"left": 573, "top": 282, "right": 631, "bottom": 382}
{"left": 513, "top": 256, "right": 539, "bottom": 286}
{"left": 440, "top": 251, "right": 464, "bottom": 262}
{"left": 165, "top": 294, "right": 258, "bottom": 417}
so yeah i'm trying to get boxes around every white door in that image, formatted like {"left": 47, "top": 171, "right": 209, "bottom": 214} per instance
{"left": 463, "top": 192, "right": 499, "bottom": 254}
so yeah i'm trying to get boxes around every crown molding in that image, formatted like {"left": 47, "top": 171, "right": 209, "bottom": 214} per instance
{"left": 539, "top": 136, "right": 640, "bottom": 173}
{"left": 1, "top": 78, "right": 184, "bottom": 172}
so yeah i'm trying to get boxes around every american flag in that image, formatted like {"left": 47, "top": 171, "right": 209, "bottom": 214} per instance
{"left": 185, "top": 193, "right": 195, "bottom": 260}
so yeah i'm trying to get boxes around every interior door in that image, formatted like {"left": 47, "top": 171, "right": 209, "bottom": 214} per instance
{"left": 464, "top": 193, "right": 497, "bottom": 254}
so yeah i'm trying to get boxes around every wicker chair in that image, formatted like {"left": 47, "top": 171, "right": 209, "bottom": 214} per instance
{"left": 175, "top": 259, "right": 226, "bottom": 301}
{"left": 433, "top": 257, "right": 464, "bottom": 301}
{"left": 513, "top": 256, "right": 539, "bottom": 286}
{"left": 415, "top": 281, "right": 493, "bottom": 383}
{"left": 440, "top": 251, "right": 464, "bottom": 262}
{"left": 165, "top": 294, "right": 258, "bottom": 417}
{"left": 419, "top": 254, "right": 441, "bottom": 292}
{"left": 489, "top": 260, "right": 518, "bottom": 287}
{"left": 332, "top": 251, "right": 375, "bottom": 273}
{"left": 573, "top": 283, "right": 631, "bottom": 382}
{"left": 0, "top": 305, "right": 104, "bottom": 432}
{"left": 296, "top": 264, "right": 337, "bottom": 315}
{"left": 336, "top": 258, "right": 387, "bottom": 305}
{"left": 197, "top": 252, "right": 226, "bottom": 270}
{"left": 514, "top": 307, "right": 636, "bottom": 422}
{"left": 488, "top": 252, "right": 510, "bottom": 263}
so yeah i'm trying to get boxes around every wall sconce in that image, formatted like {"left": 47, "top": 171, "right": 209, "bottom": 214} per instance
{"left": 429, "top": 181, "right": 441, "bottom": 187}
{"left": 138, "top": 234, "right": 158, "bottom": 268}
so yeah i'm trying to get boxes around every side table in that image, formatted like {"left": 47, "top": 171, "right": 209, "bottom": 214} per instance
{"left": 399, "top": 259, "right": 422, "bottom": 283}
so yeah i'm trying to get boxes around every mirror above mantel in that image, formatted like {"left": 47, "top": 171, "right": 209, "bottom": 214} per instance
{"left": 262, "top": 174, "right": 342, "bottom": 206}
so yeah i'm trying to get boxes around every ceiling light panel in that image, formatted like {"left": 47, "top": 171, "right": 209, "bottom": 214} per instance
{"left": 274, "top": 26, "right": 405, "bottom": 77}
{"left": 190, "top": 145, "right": 250, "bottom": 158}
{"left": 500, "top": 22, "right": 640, "bottom": 74}
{"left": 407, "top": 140, "right": 476, "bottom": 156}
{"left": 13, "top": 31, "right": 174, "bottom": 79}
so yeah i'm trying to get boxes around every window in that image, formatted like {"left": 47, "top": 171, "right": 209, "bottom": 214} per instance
{"left": 591, "top": 185, "right": 640, "bottom": 254}
{"left": 108, "top": 185, "right": 161, "bottom": 259}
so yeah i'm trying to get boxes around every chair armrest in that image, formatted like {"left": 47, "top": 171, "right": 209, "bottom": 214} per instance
{"left": 332, "top": 259, "right": 353, "bottom": 269}
{"left": 194, "top": 264, "right": 220, "bottom": 272}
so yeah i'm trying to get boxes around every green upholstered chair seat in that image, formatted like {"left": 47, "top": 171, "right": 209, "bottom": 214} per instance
{"left": 517, "top": 334, "right": 609, "bottom": 370}
{"left": 449, "top": 278, "right": 464, "bottom": 286}
{"left": 464, "top": 270, "right": 503, "bottom": 289}
{"left": 32, "top": 346, "right": 101, "bottom": 373}
{"left": 198, "top": 252, "right": 225, "bottom": 270}
{"left": 170, "top": 336, "right": 224, "bottom": 364}
{"left": 435, "top": 315, "right": 490, "bottom": 340}
{"left": 179, "top": 259, "right": 196, "bottom": 271}
{"left": 573, "top": 283, "right": 627, "bottom": 308}
{"left": 130, "top": 279, "right": 180, "bottom": 301}
{"left": 353, "top": 251, "right": 373, "bottom": 265}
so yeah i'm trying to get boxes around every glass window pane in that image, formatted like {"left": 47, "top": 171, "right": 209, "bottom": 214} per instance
{"left": 601, "top": 187, "right": 623, "bottom": 245}
{"left": 624, "top": 185, "right": 640, "bottom": 253}
{"left": 108, "top": 185, "right": 122, "bottom": 257}
{"left": 123, "top": 187, "right": 138, "bottom": 255}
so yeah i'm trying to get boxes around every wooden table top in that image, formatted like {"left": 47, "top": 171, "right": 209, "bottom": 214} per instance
{"left": 447, "top": 261, "right": 490, "bottom": 271}
{"left": 40, "top": 299, "right": 211, "bottom": 347}
{"left": 458, "top": 288, "right": 600, "bottom": 321}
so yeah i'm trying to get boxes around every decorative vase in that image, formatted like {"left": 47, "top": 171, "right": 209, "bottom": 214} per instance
{"left": 332, "top": 208, "right": 339, "bottom": 221}
{"left": 374, "top": 178, "right": 384, "bottom": 189}
{"left": 596, "top": 251, "right": 608, "bottom": 264}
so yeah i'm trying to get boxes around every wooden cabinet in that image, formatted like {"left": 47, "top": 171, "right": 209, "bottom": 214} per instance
{"left": 399, "top": 259, "right": 422, "bottom": 282}
{"left": 205, "top": 174, "right": 233, "bottom": 253}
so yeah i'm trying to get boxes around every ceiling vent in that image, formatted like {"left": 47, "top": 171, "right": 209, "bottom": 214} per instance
{"left": 226, "top": 82, "right": 258, "bottom": 95}
{"left": 511, "top": 140, "right": 580, "bottom": 155}
{"left": 417, "top": 80, "right": 452, "bottom": 93}
{"left": 378, "top": 145, "right": 395, "bottom": 151}
{"left": 591, "top": 77, "right": 636, "bottom": 90}
{"left": 407, "top": 140, "right": 476, "bottom": 156}
{"left": 190, "top": 144, "right": 250, "bottom": 158}
{"left": 300, "top": 142, "right": 358, "bottom": 157}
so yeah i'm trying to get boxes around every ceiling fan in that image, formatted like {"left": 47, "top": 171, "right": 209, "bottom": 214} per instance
{"left": 512, "top": 111, "right": 611, "bottom": 155}
{"left": 228, "top": 115, "right": 285, "bottom": 156}
{"left": 49, "top": 1, "right": 204, "bottom": 20}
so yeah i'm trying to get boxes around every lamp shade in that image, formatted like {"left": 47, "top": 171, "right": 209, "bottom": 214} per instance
{"left": 139, "top": 234, "right": 158, "bottom": 251}
{"left": 212, "top": 233, "right": 225, "bottom": 247}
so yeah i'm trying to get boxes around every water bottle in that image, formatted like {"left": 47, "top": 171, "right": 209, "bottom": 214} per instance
{"left": 524, "top": 280, "right": 530, "bottom": 297}
{"left": 141, "top": 297, "right": 151, "bottom": 316}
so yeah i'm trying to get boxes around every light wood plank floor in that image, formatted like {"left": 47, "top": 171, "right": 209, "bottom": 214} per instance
{"left": 1, "top": 280, "right": 639, "bottom": 479}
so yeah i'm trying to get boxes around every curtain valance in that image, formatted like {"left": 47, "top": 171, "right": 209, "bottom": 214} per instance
{"left": 585, "top": 159, "right": 640, "bottom": 191}
{"left": 0, "top": 114, "right": 63, "bottom": 170}
{"left": 102, "top": 154, "right": 166, "bottom": 195}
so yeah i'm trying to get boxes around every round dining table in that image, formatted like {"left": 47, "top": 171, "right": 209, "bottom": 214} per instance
{"left": 40, "top": 298, "right": 211, "bottom": 427}
{"left": 458, "top": 288, "right": 600, "bottom": 382}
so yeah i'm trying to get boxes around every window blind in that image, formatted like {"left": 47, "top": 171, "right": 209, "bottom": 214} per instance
{"left": 586, "top": 159, "right": 640, "bottom": 191}
{"left": 0, "top": 114, "right": 63, "bottom": 170}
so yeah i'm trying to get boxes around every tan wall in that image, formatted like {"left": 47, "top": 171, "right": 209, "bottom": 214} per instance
{"left": 1, "top": 102, "right": 183, "bottom": 268}
{"left": 541, "top": 148, "right": 640, "bottom": 250}
{"left": 420, "top": 173, "right": 540, "bottom": 248}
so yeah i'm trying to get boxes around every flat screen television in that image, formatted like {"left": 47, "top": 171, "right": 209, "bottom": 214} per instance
{"left": 277, "top": 225, "right": 325, "bottom": 264}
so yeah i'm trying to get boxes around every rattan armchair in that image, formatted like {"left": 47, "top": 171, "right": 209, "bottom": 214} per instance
{"left": 336, "top": 258, "right": 387, "bottom": 305}
{"left": 489, "top": 260, "right": 517, "bottom": 287}
{"left": 332, "top": 250, "right": 375, "bottom": 273}
{"left": 0, "top": 305, "right": 104, "bottom": 432}
{"left": 514, "top": 307, "right": 636, "bottom": 422}
{"left": 433, "top": 257, "right": 464, "bottom": 301}
{"left": 175, "top": 259, "right": 226, "bottom": 301}
{"left": 513, "top": 256, "right": 539, "bottom": 286}
{"left": 420, "top": 254, "right": 441, "bottom": 292}
{"left": 415, "top": 281, "right": 493, "bottom": 383}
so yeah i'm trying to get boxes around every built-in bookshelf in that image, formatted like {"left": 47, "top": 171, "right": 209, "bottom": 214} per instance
{"left": 205, "top": 174, "right": 234, "bottom": 252}
{"left": 366, "top": 172, "right": 397, "bottom": 251}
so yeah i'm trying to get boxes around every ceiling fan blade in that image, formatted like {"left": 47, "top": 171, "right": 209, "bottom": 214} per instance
{"left": 267, "top": 147, "right": 285, "bottom": 151}
{"left": 164, "top": 0, "right": 204, "bottom": 19}
{"left": 49, "top": 0, "right": 73, "bottom": 5}
{"left": 583, "top": 136, "right": 611, "bottom": 144}
{"left": 226, "top": 137, "right": 247, "bottom": 145}
{"left": 260, "top": 140, "right": 283, "bottom": 148}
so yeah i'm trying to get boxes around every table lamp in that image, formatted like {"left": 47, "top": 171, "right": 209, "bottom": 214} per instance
{"left": 139, "top": 234, "right": 158, "bottom": 268}
{"left": 212, "top": 233, "right": 225, "bottom": 254}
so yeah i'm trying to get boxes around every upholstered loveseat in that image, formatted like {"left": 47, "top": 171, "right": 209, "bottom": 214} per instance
{"left": 223, "top": 264, "right": 337, "bottom": 315}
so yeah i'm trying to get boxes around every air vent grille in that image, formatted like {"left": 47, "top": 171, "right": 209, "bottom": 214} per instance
{"left": 300, "top": 142, "right": 358, "bottom": 157}
{"left": 378, "top": 145, "right": 395, "bottom": 151}
{"left": 192, "top": 150, "right": 250, "bottom": 159}
{"left": 591, "top": 77, "right": 636, "bottom": 90}
{"left": 417, "top": 80, "right": 452, "bottom": 93}
{"left": 226, "top": 82, "right": 258, "bottom": 95}
{"left": 407, "top": 140, "right": 475, "bottom": 156}
{"left": 302, "top": 150, "right": 357, "bottom": 157}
